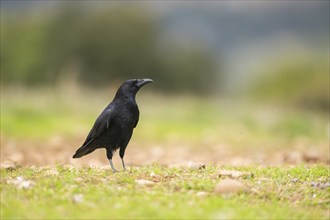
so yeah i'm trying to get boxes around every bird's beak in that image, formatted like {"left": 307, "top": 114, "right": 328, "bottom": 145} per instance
{"left": 136, "top": 78, "right": 153, "bottom": 87}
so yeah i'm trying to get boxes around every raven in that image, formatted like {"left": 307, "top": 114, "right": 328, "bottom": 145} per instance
{"left": 73, "top": 79, "right": 153, "bottom": 172}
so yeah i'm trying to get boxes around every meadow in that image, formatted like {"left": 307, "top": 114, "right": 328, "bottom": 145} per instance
{"left": 1, "top": 87, "right": 329, "bottom": 219}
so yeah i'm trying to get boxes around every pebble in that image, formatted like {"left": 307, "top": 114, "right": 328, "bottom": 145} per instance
{"left": 72, "top": 194, "right": 84, "bottom": 203}
{"left": 186, "top": 161, "right": 206, "bottom": 170}
{"left": 0, "top": 160, "right": 17, "bottom": 170}
{"left": 219, "top": 170, "right": 253, "bottom": 179}
{"left": 7, "top": 176, "right": 35, "bottom": 190}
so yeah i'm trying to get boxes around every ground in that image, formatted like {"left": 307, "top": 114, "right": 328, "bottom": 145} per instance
{"left": 1, "top": 164, "right": 329, "bottom": 219}
{"left": 0, "top": 88, "right": 329, "bottom": 219}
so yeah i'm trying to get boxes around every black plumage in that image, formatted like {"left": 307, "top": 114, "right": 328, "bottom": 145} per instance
{"left": 73, "top": 79, "right": 153, "bottom": 171}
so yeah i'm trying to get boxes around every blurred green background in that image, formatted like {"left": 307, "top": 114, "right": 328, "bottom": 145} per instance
{"left": 1, "top": 1, "right": 328, "bottom": 99}
{"left": 0, "top": 1, "right": 329, "bottom": 165}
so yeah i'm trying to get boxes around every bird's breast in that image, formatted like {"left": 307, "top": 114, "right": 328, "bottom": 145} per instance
{"left": 114, "top": 107, "right": 139, "bottom": 127}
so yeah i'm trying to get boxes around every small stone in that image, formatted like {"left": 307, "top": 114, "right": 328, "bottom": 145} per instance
{"left": 16, "top": 176, "right": 24, "bottom": 182}
{"left": 0, "top": 160, "right": 17, "bottom": 170}
{"left": 187, "top": 161, "right": 206, "bottom": 170}
{"left": 150, "top": 171, "right": 156, "bottom": 177}
{"left": 135, "top": 179, "right": 155, "bottom": 186}
{"left": 20, "top": 180, "right": 34, "bottom": 190}
{"left": 72, "top": 194, "right": 84, "bottom": 203}
{"left": 219, "top": 170, "right": 253, "bottom": 179}
{"left": 214, "top": 179, "right": 248, "bottom": 194}
{"left": 7, "top": 176, "right": 35, "bottom": 190}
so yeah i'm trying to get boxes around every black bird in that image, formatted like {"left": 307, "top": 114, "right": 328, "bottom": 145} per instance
{"left": 73, "top": 79, "right": 153, "bottom": 172}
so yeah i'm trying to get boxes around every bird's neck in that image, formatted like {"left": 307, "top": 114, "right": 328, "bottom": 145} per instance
{"left": 114, "top": 92, "right": 137, "bottom": 104}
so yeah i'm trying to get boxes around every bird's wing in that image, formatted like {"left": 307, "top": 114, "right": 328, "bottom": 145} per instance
{"left": 81, "top": 107, "right": 113, "bottom": 147}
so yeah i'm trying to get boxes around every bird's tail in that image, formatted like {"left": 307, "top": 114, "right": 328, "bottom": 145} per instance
{"left": 72, "top": 145, "right": 95, "bottom": 158}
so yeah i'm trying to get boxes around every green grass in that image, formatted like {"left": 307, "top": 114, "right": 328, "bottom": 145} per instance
{"left": 1, "top": 165, "right": 329, "bottom": 219}
{"left": 1, "top": 88, "right": 328, "bottom": 145}
{"left": 1, "top": 88, "right": 329, "bottom": 219}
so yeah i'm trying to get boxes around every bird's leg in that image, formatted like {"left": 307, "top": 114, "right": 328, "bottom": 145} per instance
{"left": 121, "top": 158, "right": 126, "bottom": 171}
{"left": 119, "top": 147, "right": 127, "bottom": 171}
{"left": 106, "top": 149, "right": 118, "bottom": 172}
{"left": 109, "top": 159, "right": 118, "bottom": 172}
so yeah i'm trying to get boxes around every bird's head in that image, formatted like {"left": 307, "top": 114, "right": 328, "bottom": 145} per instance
{"left": 115, "top": 78, "right": 153, "bottom": 99}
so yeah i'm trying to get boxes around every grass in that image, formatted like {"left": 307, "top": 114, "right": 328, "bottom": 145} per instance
{"left": 1, "top": 87, "right": 329, "bottom": 219}
{"left": 1, "top": 87, "right": 328, "bottom": 145}
{"left": 1, "top": 164, "right": 329, "bottom": 219}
